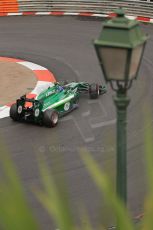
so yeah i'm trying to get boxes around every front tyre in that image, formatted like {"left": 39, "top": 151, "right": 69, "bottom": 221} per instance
{"left": 89, "top": 83, "right": 99, "bottom": 99}
{"left": 43, "top": 109, "right": 59, "bottom": 127}
{"left": 10, "top": 104, "right": 20, "bottom": 121}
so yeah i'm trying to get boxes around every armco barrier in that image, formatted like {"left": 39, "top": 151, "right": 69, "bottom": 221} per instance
{"left": 0, "top": 0, "right": 153, "bottom": 20}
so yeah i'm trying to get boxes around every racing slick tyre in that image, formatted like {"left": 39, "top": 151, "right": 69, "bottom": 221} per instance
{"left": 10, "top": 104, "right": 21, "bottom": 121}
{"left": 43, "top": 109, "right": 59, "bottom": 127}
{"left": 89, "top": 83, "right": 99, "bottom": 99}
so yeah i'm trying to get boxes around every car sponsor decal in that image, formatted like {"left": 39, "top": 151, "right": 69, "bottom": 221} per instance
{"left": 45, "top": 89, "right": 56, "bottom": 97}
{"left": 64, "top": 102, "right": 71, "bottom": 111}
{"left": 42, "top": 95, "right": 74, "bottom": 111}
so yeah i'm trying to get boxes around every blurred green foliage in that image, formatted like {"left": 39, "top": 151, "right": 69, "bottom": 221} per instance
{"left": 0, "top": 118, "right": 153, "bottom": 230}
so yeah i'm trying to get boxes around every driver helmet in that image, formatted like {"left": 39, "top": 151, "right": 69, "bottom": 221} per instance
{"left": 55, "top": 82, "right": 64, "bottom": 92}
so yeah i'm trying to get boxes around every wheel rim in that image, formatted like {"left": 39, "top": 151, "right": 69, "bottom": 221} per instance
{"left": 17, "top": 105, "right": 22, "bottom": 114}
{"left": 35, "top": 108, "right": 40, "bottom": 117}
{"left": 51, "top": 112, "right": 58, "bottom": 124}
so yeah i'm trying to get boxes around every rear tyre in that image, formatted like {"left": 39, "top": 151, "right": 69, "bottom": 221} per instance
{"left": 89, "top": 83, "right": 99, "bottom": 99}
{"left": 10, "top": 104, "right": 20, "bottom": 121}
{"left": 43, "top": 109, "right": 59, "bottom": 127}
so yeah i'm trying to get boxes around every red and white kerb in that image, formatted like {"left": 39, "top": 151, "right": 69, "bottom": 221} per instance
{"left": 0, "top": 12, "right": 153, "bottom": 24}
{"left": 0, "top": 57, "right": 56, "bottom": 119}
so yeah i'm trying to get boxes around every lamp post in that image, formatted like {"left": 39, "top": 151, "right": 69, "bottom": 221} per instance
{"left": 94, "top": 8, "right": 148, "bottom": 204}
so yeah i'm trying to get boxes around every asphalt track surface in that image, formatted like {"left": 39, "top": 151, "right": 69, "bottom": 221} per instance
{"left": 0, "top": 16, "right": 153, "bottom": 229}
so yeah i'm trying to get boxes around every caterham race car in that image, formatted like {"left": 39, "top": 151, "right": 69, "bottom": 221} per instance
{"left": 10, "top": 81, "right": 107, "bottom": 127}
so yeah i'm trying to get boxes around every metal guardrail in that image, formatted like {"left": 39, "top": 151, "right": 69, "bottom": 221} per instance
{"left": 0, "top": 0, "right": 153, "bottom": 18}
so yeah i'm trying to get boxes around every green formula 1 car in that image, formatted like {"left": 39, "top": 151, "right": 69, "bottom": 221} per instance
{"left": 10, "top": 82, "right": 107, "bottom": 127}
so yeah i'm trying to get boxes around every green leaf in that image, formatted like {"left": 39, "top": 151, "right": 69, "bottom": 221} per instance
{"left": 35, "top": 156, "right": 75, "bottom": 230}
{"left": 81, "top": 149, "right": 134, "bottom": 230}
{"left": 142, "top": 111, "right": 153, "bottom": 229}
{"left": 0, "top": 143, "right": 39, "bottom": 230}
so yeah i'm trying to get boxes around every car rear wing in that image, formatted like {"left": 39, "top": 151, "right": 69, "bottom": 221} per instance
{"left": 16, "top": 95, "right": 41, "bottom": 109}
{"left": 17, "top": 95, "right": 39, "bottom": 103}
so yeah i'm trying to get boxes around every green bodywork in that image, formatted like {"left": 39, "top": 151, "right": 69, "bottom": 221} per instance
{"left": 16, "top": 81, "right": 103, "bottom": 124}
{"left": 36, "top": 82, "right": 80, "bottom": 113}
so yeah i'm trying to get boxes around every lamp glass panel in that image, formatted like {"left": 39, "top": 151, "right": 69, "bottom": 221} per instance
{"left": 129, "top": 44, "right": 143, "bottom": 80}
{"left": 98, "top": 47, "right": 128, "bottom": 81}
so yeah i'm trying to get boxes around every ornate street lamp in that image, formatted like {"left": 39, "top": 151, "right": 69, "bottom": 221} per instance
{"left": 94, "top": 8, "right": 148, "bottom": 204}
